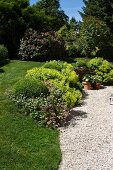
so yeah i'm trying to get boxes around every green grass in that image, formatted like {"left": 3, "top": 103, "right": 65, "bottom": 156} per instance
{"left": 0, "top": 60, "right": 61, "bottom": 170}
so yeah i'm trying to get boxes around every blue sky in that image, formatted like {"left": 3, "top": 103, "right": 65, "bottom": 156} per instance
{"left": 30, "top": 0, "right": 84, "bottom": 21}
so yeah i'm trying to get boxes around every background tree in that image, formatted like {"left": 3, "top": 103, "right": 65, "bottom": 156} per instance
{"left": 77, "top": 16, "right": 112, "bottom": 57}
{"left": 28, "top": 9, "right": 54, "bottom": 31}
{"left": 69, "top": 17, "right": 79, "bottom": 31}
{"left": 81, "top": 0, "right": 113, "bottom": 32}
{"left": 0, "top": 0, "right": 31, "bottom": 59}
{"left": 33, "top": 0, "right": 69, "bottom": 31}
{"left": 57, "top": 17, "right": 80, "bottom": 57}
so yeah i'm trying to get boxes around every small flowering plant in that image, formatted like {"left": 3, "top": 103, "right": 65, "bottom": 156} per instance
{"left": 82, "top": 74, "right": 92, "bottom": 83}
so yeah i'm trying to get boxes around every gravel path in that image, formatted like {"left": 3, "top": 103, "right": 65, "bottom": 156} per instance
{"left": 59, "top": 86, "right": 113, "bottom": 170}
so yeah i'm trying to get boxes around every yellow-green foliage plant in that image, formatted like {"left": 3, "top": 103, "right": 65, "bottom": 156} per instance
{"left": 26, "top": 61, "right": 82, "bottom": 107}
{"left": 87, "top": 57, "right": 113, "bottom": 84}
{"left": 103, "top": 70, "right": 113, "bottom": 85}
{"left": 26, "top": 67, "right": 63, "bottom": 81}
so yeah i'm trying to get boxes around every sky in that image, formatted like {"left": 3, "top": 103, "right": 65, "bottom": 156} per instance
{"left": 30, "top": 0, "right": 84, "bottom": 21}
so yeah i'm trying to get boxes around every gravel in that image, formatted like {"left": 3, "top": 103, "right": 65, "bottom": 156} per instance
{"left": 59, "top": 86, "right": 113, "bottom": 170}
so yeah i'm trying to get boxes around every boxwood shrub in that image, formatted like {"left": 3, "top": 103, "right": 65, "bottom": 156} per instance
{"left": 12, "top": 77, "right": 49, "bottom": 98}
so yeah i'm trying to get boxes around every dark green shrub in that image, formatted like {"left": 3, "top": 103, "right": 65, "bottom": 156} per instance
{"left": 12, "top": 78, "right": 49, "bottom": 98}
{"left": 0, "top": 45, "right": 8, "bottom": 66}
{"left": 57, "top": 25, "right": 79, "bottom": 57}
{"left": 19, "top": 28, "right": 65, "bottom": 61}
{"left": 66, "top": 45, "right": 78, "bottom": 57}
{"left": 94, "top": 45, "right": 113, "bottom": 59}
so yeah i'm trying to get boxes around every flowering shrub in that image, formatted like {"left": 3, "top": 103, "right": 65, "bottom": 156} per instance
{"left": 19, "top": 28, "right": 65, "bottom": 61}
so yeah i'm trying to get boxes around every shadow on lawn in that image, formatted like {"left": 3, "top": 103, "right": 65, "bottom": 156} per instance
{"left": 0, "top": 69, "right": 4, "bottom": 73}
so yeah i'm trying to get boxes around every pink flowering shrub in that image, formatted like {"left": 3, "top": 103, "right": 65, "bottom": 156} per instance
{"left": 19, "top": 28, "right": 65, "bottom": 61}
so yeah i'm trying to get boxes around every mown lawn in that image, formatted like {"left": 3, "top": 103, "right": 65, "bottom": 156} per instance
{"left": 0, "top": 60, "right": 61, "bottom": 170}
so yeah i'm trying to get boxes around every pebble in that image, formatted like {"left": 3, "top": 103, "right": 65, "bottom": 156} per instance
{"left": 59, "top": 86, "right": 113, "bottom": 170}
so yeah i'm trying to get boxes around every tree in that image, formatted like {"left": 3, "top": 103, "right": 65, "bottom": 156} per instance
{"left": 81, "top": 0, "right": 113, "bottom": 32}
{"left": 33, "top": 0, "right": 69, "bottom": 31}
{"left": 77, "top": 16, "right": 112, "bottom": 57}
{"left": 0, "top": 0, "right": 31, "bottom": 59}
{"left": 57, "top": 21, "right": 79, "bottom": 57}
{"left": 69, "top": 17, "right": 78, "bottom": 30}
{"left": 28, "top": 9, "right": 49, "bottom": 31}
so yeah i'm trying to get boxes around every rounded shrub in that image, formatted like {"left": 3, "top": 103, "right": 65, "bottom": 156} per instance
{"left": 12, "top": 78, "right": 49, "bottom": 98}
{"left": 26, "top": 67, "right": 64, "bottom": 81}
{"left": 0, "top": 45, "right": 8, "bottom": 66}
{"left": 98, "top": 60, "right": 112, "bottom": 73}
{"left": 62, "top": 89, "right": 82, "bottom": 108}
{"left": 26, "top": 61, "right": 82, "bottom": 108}
{"left": 87, "top": 57, "right": 113, "bottom": 85}
{"left": 19, "top": 28, "right": 65, "bottom": 61}
{"left": 43, "top": 60, "right": 64, "bottom": 71}
{"left": 87, "top": 57, "right": 104, "bottom": 69}
{"left": 103, "top": 70, "right": 113, "bottom": 85}
{"left": 27, "top": 62, "right": 79, "bottom": 87}
{"left": 74, "top": 58, "right": 88, "bottom": 68}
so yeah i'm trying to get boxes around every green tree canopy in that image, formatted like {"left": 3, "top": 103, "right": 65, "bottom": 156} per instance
{"left": 57, "top": 21, "right": 79, "bottom": 57}
{"left": 77, "top": 16, "right": 112, "bottom": 57}
{"left": 33, "top": 0, "right": 69, "bottom": 31}
{"left": 69, "top": 17, "right": 78, "bottom": 30}
{"left": 81, "top": 0, "right": 113, "bottom": 32}
{"left": 0, "top": 0, "right": 31, "bottom": 58}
